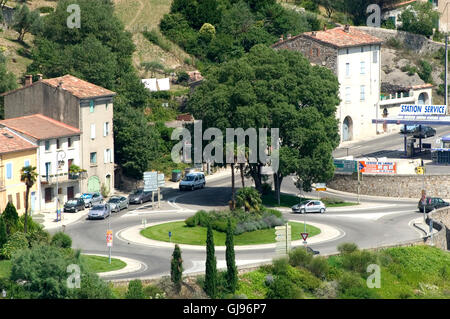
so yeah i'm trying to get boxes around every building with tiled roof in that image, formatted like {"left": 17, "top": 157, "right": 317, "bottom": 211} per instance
{"left": 272, "top": 25, "right": 382, "bottom": 143}
{"left": 0, "top": 128, "right": 38, "bottom": 215}
{"left": 3, "top": 74, "right": 115, "bottom": 195}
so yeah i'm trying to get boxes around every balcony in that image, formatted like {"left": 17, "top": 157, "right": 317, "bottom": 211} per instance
{"left": 41, "top": 171, "right": 87, "bottom": 185}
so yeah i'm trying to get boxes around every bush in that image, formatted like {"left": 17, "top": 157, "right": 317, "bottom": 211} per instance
{"left": 341, "top": 250, "right": 378, "bottom": 274}
{"left": 315, "top": 281, "right": 338, "bottom": 299}
{"left": 176, "top": 71, "right": 190, "bottom": 84}
{"left": 385, "top": 37, "right": 402, "bottom": 49}
{"left": 236, "top": 187, "right": 262, "bottom": 212}
{"left": 125, "top": 280, "right": 146, "bottom": 299}
{"left": 1, "top": 232, "right": 28, "bottom": 260}
{"left": 38, "top": 6, "right": 54, "bottom": 13}
{"left": 51, "top": 232, "right": 72, "bottom": 249}
{"left": 289, "top": 247, "right": 313, "bottom": 268}
{"left": 1, "top": 202, "right": 19, "bottom": 235}
{"left": 418, "top": 60, "right": 432, "bottom": 83}
{"left": 265, "top": 275, "right": 304, "bottom": 299}
{"left": 18, "top": 215, "right": 42, "bottom": 234}
{"left": 75, "top": 272, "right": 115, "bottom": 299}
{"left": 338, "top": 272, "right": 379, "bottom": 299}
{"left": 337, "top": 243, "right": 359, "bottom": 255}
{"left": 306, "top": 256, "right": 329, "bottom": 279}
{"left": 144, "top": 284, "right": 166, "bottom": 299}
{"left": 26, "top": 228, "right": 50, "bottom": 248}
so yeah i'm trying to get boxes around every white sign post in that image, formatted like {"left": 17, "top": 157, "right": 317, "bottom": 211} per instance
{"left": 144, "top": 171, "right": 158, "bottom": 209}
{"left": 275, "top": 224, "right": 291, "bottom": 257}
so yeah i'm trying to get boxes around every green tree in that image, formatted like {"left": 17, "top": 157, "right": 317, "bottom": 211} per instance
{"left": 125, "top": 279, "right": 146, "bottom": 299}
{"left": 20, "top": 165, "right": 37, "bottom": 234}
{"left": 1, "top": 202, "right": 19, "bottom": 235}
{"left": 398, "top": 2, "right": 440, "bottom": 37}
{"left": 12, "top": 5, "right": 41, "bottom": 42}
{"left": 187, "top": 45, "right": 340, "bottom": 194}
{"left": 204, "top": 224, "right": 217, "bottom": 298}
{"left": 0, "top": 217, "right": 7, "bottom": 250}
{"left": 225, "top": 218, "right": 237, "bottom": 293}
{"left": 1, "top": 232, "right": 28, "bottom": 259}
{"left": 50, "top": 232, "right": 72, "bottom": 249}
{"left": 235, "top": 187, "right": 262, "bottom": 212}
{"left": 0, "top": 52, "right": 18, "bottom": 120}
{"left": 170, "top": 244, "right": 183, "bottom": 291}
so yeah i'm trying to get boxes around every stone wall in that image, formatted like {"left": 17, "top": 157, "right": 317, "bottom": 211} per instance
{"left": 427, "top": 207, "right": 450, "bottom": 250}
{"left": 272, "top": 35, "right": 338, "bottom": 74}
{"left": 355, "top": 26, "right": 445, "bottom": 55}
{"left": 328, "top": 173, "right": 450, "bottom": 199}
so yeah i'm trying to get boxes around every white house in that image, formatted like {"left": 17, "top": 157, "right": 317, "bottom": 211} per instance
{"left": 0, "top": 114, "right": 83, "bottom": 212}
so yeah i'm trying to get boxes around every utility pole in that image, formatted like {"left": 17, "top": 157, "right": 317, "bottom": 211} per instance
{"left": 357, "top": 161, "right": 361, "bottom": 204}
{"left": 446, "top": 35, "right": 448, "bottom": 108}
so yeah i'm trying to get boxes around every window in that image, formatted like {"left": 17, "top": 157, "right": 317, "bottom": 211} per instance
{"left": 24, "top": 160, "right": 30, "bottom": 167}
{"left": 373, "top": 50, "right": 378, "bottom": 63}
{"left": 45, "top": 140, "right": 50, "bottom": 151}
{"left": 16, "top": 193, "right": 20, "bottom": 210}
{"left": 45, "top": 188, "right": 53, "bottom": 203}
{"left": 90, "top": 152, "right": 97, "bottom": 165}
{"left": 104, "top": 122, "right": 109, "bottom": 137}
{"left": 68, "top": 137, "right": 73, "bottom": 148}
{"left": 56, "top": 139, "right": 61, "bottom": 149}
{"left": 91, "top": 124, "right": 96, "bottom": 139}
{"left": 360, "top": 61, "right": 366, "bottom": 74}
{"left": 90, "top": 100, "right": 95, "bottom": 113}
{"left": 6, "top": 163, "right": 12, "bottom": 179}
{"left": 360, "top": 85, "right": 366, "bottom": 101}
{"left": 104, "top": 149, "right": 112, "bottom": 163}
{"left": 345, "top": 87, "right": 351, "bottom": 103}
{"left": 345, "top": 63, "right": 350, "bottom": 77}
{"left": 58, "top": 187, "right": 62, "bottom": 195}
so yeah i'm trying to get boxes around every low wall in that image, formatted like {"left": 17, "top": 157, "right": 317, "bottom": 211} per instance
{"left": 356, "top": 26, "right": 444, "bottom": 55}
{"left": 426, "top": 207, "right": 450, "bottom": 250}
{"left": 328, "top": 173, "right": 450, "bottom": 199}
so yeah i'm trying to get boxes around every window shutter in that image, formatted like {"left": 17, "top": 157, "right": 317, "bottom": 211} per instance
{"left": 104, "top": 149, "right": 108, "bottom": 164}
{"left": 6, "top": 163, "right": 12, "bottom": 179}
{"left": 103, "top": 123, "right": 107, "bottom": 136}
{"left": 91, "top": 124, "right": 96, "bottom": 139}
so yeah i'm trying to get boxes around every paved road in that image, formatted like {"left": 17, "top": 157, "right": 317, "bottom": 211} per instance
{"left": 64, "top": 173, "right": 423, "bottom": 281}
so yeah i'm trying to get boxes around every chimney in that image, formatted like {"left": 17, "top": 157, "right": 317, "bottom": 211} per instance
{"left": 344, "top": 24, "right": 350, "bottom": 33}
{"left": 287, "top": 34, "right": 292, "bottom": 40}
{"left": 37, "top": 73, "right": 43, "bottom": 81}
{"left": 24, "top": 75, "right": 33, "bottom": 86}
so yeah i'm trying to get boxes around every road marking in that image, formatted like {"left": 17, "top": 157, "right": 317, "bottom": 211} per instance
{"left": 325, "top": 210, "right": 415, "bottom": 221}
{"left": 184, "top": 259, "right": 272, "bottom": 275}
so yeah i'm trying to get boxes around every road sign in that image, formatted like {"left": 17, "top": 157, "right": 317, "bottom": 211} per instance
{"left": 106, "top": 230, "right": 113, "bottom": 247}
{"left": 415, "top": 166, "right": 425, "bottom": 175}
{"left": 157, "top": 173, "right": 165, "bottom": 187}
{"left": 358, "top": 161, "right": 396, "bottom": 174}
{"left": 301, "top": 233, "right": 308, "bottom": 241}
{"left": 400, "top": 104, "right": 447, "bottom": 116}
{"left": 143, "top": 171, "right": 158, "bottom": 191}
{"left": 333, "top": 159, "right": 357, "bottom": 173}
{"left": 169, "top": 231, "right": 172, "bottom": 238}
{"left": 315, "top": 183, "right": 326, "bottom": 192}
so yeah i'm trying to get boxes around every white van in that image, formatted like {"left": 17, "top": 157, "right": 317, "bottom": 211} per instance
{"left": 179, "top": 172, "right": 205, "bottom": 191}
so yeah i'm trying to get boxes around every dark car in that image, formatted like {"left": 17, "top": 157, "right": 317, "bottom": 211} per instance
{"left": 418, "top": 197, "right": 449, "bottom": 213}
{"left": 88, "top": 204, "right": 111, "bottom": 220}
{"left": 400, "top": 125, "right": 419, "bottom": 135}
{"left": 128, "top": 189, "right": 153, "bottom": 205}
{"left": 63, "top": 198, "right": 85, "bottom": 213}
{"left": 413, "top": 126, "right": 436, "bottom": 138}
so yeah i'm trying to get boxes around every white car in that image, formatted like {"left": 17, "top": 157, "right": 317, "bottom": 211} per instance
{"left": 291, "top": 200, "right": 326, "bottom": 214}
{"left": 179, "top": 172, "right": 205, "bottom": 191}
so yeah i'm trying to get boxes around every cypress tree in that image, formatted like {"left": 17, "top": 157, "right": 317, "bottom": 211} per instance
{"left": 171, "top": 244, "right": 183, "bottom": 291}
{"left": 0, "top": 217, "right": 7, "bottom": 250}
{"left": 225, "top": 218, "right": 238, "bottom": 293}
{"left": 204, "top": 224, "right": 217, "bottom": 298}
{"left": 2, "top": 202, "right": 19, "bottom": 235}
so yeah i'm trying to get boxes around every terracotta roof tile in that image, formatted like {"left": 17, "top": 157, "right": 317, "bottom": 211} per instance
{"left": 302, "top": 27, "right": 382, "bottom": 48}
{"left": 0, "top": 128, "right": 37, "bottom": 154}
{"left": 42, "top": 75, "right": 116, "bottom": 99}
{"left": 0, "top": 114, "right": 80, "bottom": 140}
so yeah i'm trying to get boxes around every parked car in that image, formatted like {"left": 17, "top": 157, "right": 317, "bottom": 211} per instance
{"left": 128, "top": 188, "right": 153, "bottom": 205}
{"left": 80, "top": 192, "right": 103, "bottom": 207}
{"left": 413, "top": 126, "right": 436, "bottom": 138}
{"left": 418, "top": 197, "right": 449, "bottom": 213}
{"left": 63, "top": 198, "right": 85, "bottom": 213}
{"left": 291, "top": 200, "right": 326, "bottom": 214}
{"left": 108, "top": 196, "right": 129, "bottom": 213}
{"left": 88, "top": 203, "right": 111, "bottom": 220}
{"left": 179, "top": 172, "right": 205, "bottom": 191}
{"left": 400, "top": 125, "right": 419, "bottom": 135}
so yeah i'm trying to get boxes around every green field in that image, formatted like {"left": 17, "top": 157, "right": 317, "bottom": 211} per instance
{"left": 81, "top": 255, "right": 127, "bottom": 273}
{"left": 140, "top": 221, "right": 321, "bottom": 246}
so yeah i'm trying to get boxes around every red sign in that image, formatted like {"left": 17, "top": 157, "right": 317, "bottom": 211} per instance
{"left": 359, "top": 161, "right": 396, "bottom": 174}
{"left": 301, "top": 233, "right": 308, "bottom": 241}
{"left": 106, "top": 230, "right": 113, "bottom": 247}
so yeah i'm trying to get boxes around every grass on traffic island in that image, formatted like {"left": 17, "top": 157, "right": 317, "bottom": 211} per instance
{"left": 80, "top": 255, "right": 127, "bottom": 273}
{"left": 262, "top": 191, "right": 359, "bottom": 208}
{"left": 140, "top": 221, "right": 320, "bottom": 246}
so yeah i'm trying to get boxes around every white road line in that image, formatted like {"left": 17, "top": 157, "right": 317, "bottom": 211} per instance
{"left": 326, "top": 210, "right": 415, "bottom": 221}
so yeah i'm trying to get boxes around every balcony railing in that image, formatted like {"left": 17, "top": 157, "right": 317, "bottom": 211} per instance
{"left": 41, "top": 171, "right": 87, "bottom": 184}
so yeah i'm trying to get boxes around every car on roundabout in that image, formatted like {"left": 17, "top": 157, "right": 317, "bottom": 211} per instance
{"left": 179, "top": 172, "right": 205, "bottom": 191}
{"left": 87, "top": 203, "right": 111, "bottom": 220}
{"left": 128, "top": 188, "right": 153, "bottom": 205}
{"left": 291, "top": 200, "right": 326, "bottom": 214}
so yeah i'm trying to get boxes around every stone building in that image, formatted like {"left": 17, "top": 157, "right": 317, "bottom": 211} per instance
{"left": 272, "top": 25, "right": 383, "bottom": 143}
{"left": 2, "top": 74, "right": 116, "bottom": 195}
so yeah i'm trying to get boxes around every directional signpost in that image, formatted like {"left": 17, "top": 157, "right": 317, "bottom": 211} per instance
{"left": 144, "top": 171, "right": 158, "bottom": 209}
{"left": 333, "top": 159, "right": 357, "bottom": 173}
{"left": 275, "top": 224, "right": 291, "bottom": 257}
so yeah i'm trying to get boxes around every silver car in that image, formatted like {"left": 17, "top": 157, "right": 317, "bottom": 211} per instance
{"left": 88, "top": 204, "right": 111, "bottom": 220}
{"left": 108, "top": 196, "right": 129, "bottom": 213}
{"left": 291, "top": 200, "right": 326, "bottom": 214}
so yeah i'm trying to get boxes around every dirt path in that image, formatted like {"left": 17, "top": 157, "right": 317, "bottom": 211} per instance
{"left": 114, "top": 0, "right": 145, "bottom": 31}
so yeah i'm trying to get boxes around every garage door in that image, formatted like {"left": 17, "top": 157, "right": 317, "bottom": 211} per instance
{"left": 87, "top": 176, "right": 101, "bottom": 193}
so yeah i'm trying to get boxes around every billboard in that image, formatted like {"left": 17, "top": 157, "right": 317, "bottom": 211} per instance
{"left": 359, "top": 161, "right": 396, "bottom": 174}
{"left": 399, "top": 104, "right": 447, "bottom": 116}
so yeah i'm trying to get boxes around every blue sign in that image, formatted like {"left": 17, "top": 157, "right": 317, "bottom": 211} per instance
{"left": 400, "top": 104, "right": 447, "bottom": 116}
{"left": 358, "top": 162, "right": 364, "bottom": 171}
{"left": 169, "top": 231, "right": 172, "bottom": 238}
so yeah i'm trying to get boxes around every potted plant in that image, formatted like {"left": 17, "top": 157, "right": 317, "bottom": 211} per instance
{"left": 69, "top": 164, "right": 81, "bottom": 179}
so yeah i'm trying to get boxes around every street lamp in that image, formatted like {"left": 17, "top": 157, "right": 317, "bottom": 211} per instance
{"left": 56, "top": 150, "right": 66, "bottom": 221}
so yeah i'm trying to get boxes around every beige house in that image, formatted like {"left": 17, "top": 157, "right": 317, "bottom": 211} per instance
{"left": 2, "top": 74, "right": 116, "bottom": 195}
